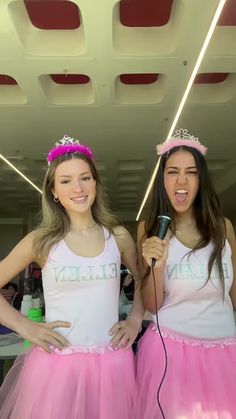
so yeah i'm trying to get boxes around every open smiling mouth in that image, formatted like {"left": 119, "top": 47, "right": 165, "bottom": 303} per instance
{"left": 71, "top": 196, "right": 87, "bottom": 203}
{"left": 175, "top": 189, "right": 188, "bottom": 203}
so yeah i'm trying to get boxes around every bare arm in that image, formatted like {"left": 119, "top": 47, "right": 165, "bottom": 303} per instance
{"left": 115, "top": 226, "right": 144, "bottom": 321}
{"left": 109, "top": 226, "right": 144, "bottom": 349}
{"left": 226, "top": 218, "right": 236, "bottom": 310}
{"left": 0, "top": 231, "right": 37, "bottom": 331}
{"left": 137, "top": 221, "right": 168, "bottom": 313}
{"left": 0, "top": 231, "right": 70, "bottom": 351}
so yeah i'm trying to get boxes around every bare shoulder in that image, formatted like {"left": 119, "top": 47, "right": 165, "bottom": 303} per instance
{"left": 113, "top": 226, "right": 135, "bottom": 254}
{"left": 23, "top": 229, "right": 38, "bottom": 242}
{"left": 113, "top": 225, "right": 129, "bottom": 237}
{"left": 225, "top": 218, "right": 235, "bottom": 240}
{"left": 137, "top": 220, "right": 145, "bottom": 233}
{"left": 113, "top": 225, "right": 139, "bottom": 273}
{"left": 137, "top": 220, "right": 146, "bottom": 243}
{"left": 0, "top": 230, "right": 38, "bottom": 288}
{"left": 225, "top": 218, "right": 236, "bottom": 260}
{"left": 9, "top": 230, "right": 37, "bottom": 257}
{"left": 113, "top": 225, "right": 134, "bottom": 248}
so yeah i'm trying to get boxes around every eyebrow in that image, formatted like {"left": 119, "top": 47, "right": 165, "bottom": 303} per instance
{"left": 165, "top": 166, "right": 197, "bottom": 170}
{"left": 58, "top": 171, "right": 90, "bottom": 178}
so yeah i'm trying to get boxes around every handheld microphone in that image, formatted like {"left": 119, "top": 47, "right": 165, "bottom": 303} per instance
{"left": 151, "top": 214, "right": 171, "bottom": 267}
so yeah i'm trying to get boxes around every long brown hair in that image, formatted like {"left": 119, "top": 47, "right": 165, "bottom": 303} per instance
{"left": 143, "top": 145, "right": 226, "bottom": 289}
{"left": 33, "top": 152, "right": 119, "bottom": 263}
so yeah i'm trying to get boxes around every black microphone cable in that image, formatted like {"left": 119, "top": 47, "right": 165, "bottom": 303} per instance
{"left": 151, "top": 263, "right": 168, "bottom": 419}
{"left": 151, "top": 214, "right": 171, "bottom": 419}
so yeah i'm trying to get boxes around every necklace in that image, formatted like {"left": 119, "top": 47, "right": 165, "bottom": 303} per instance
{"left": 175, "top": 221, "right": 197, "bottom": 237}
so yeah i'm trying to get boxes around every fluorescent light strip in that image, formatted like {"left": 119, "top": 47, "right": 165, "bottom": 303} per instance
{"left": 166, "top": 0, "right": 226, "bottom": 141}
{"left": 0, "top": 154, "right": 42, "bottom": 194}
{"left": 136, "top": 0, "right": 226, "bottom": 221}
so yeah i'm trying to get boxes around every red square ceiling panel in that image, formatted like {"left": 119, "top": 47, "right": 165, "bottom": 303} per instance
{"left": 51, "top": 75, "right": 90, "bottom": 84}
{"left": 0, "top": 75, "right": 17, "bottom": 85}
{"left": 24, "top": 0, "right": 80, "bottom": 30}
{"left": 119, "top": 0, "right": 173, "bottom": 27}
{"left": 120, "top": 74, "right": 159, "bottom": 84}
{"left": 194, "top": 73, "right": 228, "bottom": 84}
{"left": 218, "top": 0, "right": 236, "bottom": 26}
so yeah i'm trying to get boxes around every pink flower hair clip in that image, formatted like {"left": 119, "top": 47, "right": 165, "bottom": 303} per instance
{"left": 156, "top": 129, "right": 207, "bottom": 156}
{"left": 47, "top": 135, "right": 94, "bottom": 165}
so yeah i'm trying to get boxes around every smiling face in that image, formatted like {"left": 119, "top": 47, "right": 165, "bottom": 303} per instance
{"left": 163, "top": 150, "right": 199, "bottom": 214}
{"left": 53, "top": 158, "right": 96, "bottom": 217}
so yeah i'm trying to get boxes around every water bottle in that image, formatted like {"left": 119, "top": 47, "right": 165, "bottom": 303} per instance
{"left": 32, "top": 297, "right": 40, "bottom": 308}
{"left": 24, "top": 307, "right": 42, "bottom": 348}
{"left": 21, "top": 294, "right": 32, "bottom": 316}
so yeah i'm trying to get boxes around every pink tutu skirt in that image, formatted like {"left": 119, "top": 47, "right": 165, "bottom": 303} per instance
{"left": 134, "top": 324, "right": 236, "bottom": 419}
{"left": 0, "top": 345, "right": 136, "bottom": 419}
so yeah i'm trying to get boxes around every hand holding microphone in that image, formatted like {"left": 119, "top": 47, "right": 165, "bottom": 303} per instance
{"left": 142, "top": 214, "right": 171, "bottom": 268}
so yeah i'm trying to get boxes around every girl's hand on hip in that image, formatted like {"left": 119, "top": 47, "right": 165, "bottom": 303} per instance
{"left": 109, "top": 316, "right": 141, "bottom": 350}
{"left": 17, "top": 318, "right": 71, "bottom": 352}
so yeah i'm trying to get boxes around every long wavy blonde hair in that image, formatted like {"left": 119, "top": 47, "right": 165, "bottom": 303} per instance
{"left": 33, "top": 152, "right": 119, "bottom": 263}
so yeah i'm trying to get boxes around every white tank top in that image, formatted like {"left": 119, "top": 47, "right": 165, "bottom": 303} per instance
{"left": 42, "top": 227, "right": 121, "bottom": 348}
{"left": 151, "top": 236, "right": 236, "bottom": 339}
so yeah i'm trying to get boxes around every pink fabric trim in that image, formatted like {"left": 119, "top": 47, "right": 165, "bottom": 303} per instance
{"left": 150, "top": 324, "right": 236, "bottom": 348}
{"left": 36, "top": 344, "right": 120, "bottom": 355}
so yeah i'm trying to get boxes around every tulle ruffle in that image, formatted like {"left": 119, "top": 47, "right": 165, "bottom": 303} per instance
{"left": 0, "top": 345, "right": 136, "bottom": 419}
{"left": 134, "top": 324, "right": 236, "bottom": 419}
